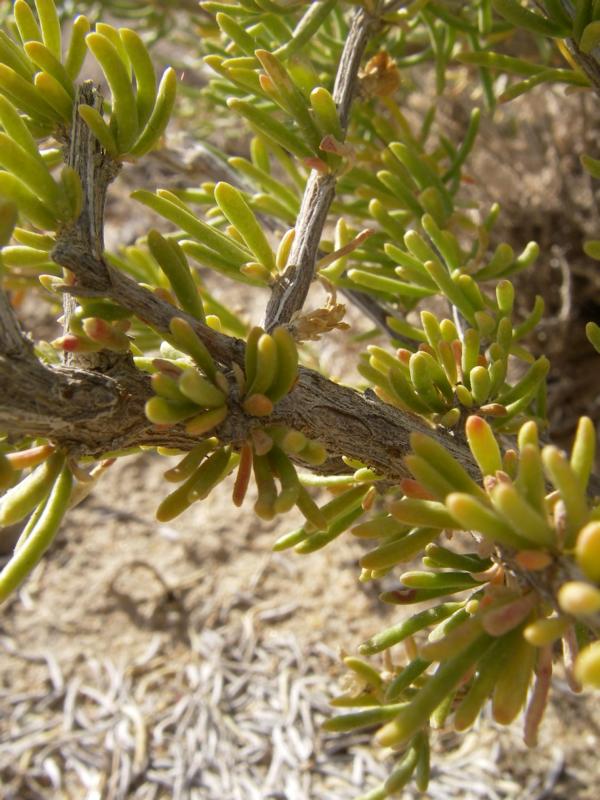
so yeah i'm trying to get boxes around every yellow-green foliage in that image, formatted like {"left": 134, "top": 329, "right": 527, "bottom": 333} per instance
{"left": 1, "top": 2, "right": 600, "bottom": 798}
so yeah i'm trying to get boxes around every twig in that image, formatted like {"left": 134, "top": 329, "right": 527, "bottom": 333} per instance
{"left": 263, "top": 3, "right": 381, "bottom": 331}
{"left": 165, "top": 141, "right": 398, "bottom": 340}
{"left": 533, "top": 1, "right": 600, "bottom": 97}
{"left": 565, "top": 37, "right": 600, "bottom": 98}
{"left": 54, "top": 84, "right": 128, "bottom": 377}
{"left": 0, "top": 292, "right": 33, "bottom": 358}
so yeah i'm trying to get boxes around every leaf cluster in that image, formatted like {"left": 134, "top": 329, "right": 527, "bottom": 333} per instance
{"left": 1, "top": 2, "right": 600, "bottom": 798}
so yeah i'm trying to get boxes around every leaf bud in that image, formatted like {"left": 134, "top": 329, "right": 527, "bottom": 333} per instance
{"left": 242, "top": 393, "right": 274, "bottom": 417}
{"left": 496, "top": 280, "right": 515, "bottom": 315}
{"left": 575, "top": 522, "right": 600, "bottom": 583}
{"left": 574, "top": 642, "right": 600, "bottom": 689}
{"left": 524, "top": 616, "right": 569, "bottom": 647}
{"left": 558, "top": 582, "right": 600, "bottom": 616}
{"left": 465, "top": 415, "right": 502, "bottom": 476}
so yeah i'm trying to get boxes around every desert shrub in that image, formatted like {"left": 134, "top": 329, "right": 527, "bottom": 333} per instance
{"left": 1, "top": 1, "right": 600, "bottom": 796}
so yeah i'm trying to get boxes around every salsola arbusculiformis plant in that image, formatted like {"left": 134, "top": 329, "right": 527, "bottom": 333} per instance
{"left": 1, "top": 1, "right": 600, "bottom": 796}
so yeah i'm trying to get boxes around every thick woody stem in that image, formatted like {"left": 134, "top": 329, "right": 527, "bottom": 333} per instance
{"left": 53, "top": 83, "right": 125, "bottom": 373}
{"left": 32, "top": 88, "right": 447, "bottom": 471}
{"left": 263, "top": 4, "right": 380, "bottom": 330}
{"left": 54, "top": 83, "right": 119, "bottom": 287}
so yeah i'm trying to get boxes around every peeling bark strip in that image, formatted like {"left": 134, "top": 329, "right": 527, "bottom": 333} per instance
{"left": 263, "top": 3, "right": 381, "bottom": 330}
